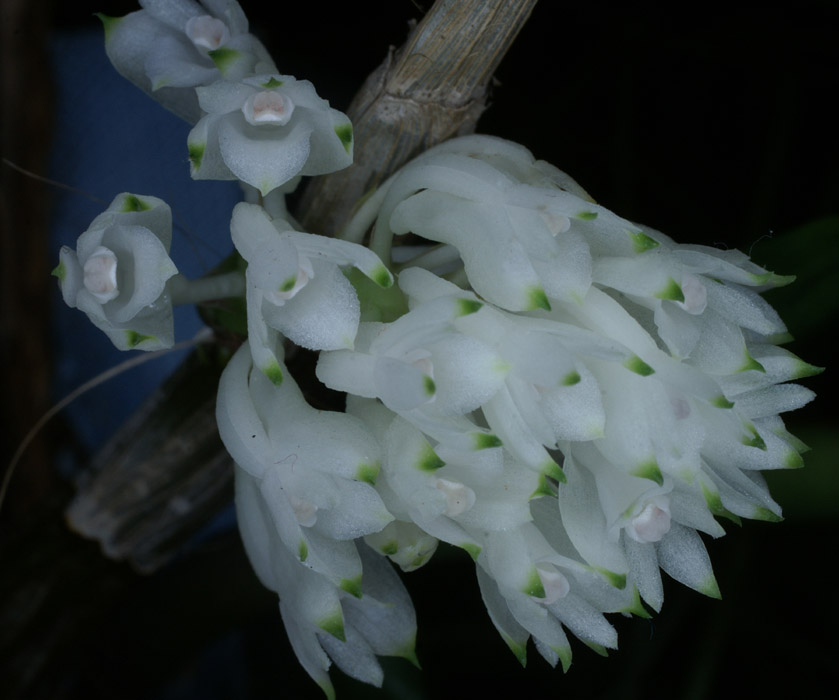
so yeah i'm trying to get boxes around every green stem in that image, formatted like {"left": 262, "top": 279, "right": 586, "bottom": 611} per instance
{"left": 169, "top": 271, "right": 245, "bottom": 306}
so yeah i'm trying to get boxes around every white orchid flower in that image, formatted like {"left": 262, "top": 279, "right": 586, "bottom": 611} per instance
{"left": 54, "top": 192, "right": 178, "bottom": 351}
{"left": 236, "top": 467, "right": 418, "bottom": 697}
{"left": 348, "top": 395, "right": 543, "bottom": 563}
{"left": 316, "top": 274, "right": 509, "bottom": 456}
{"left": 99, "top": 0, "right": 277, "bottom": 122}
{"left": 474, "top": 520, "right": 645, "bottom": 671}
{"left": 364, "top": 135, "right": 686, "bottom": 313}
{"left": 188, "top": 74, "right": 354, "bottom": 194}
{"left": 229, "top": 202, "right": 392, "bottom": 382}
{"left": 216, "top": 341, "right": 393, "bottom": 591}
{"left": 219, "top": 341, "right": 417, "bottom": 694}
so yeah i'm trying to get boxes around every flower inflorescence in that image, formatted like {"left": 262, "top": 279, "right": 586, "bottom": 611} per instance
{"left": 56, "top": 2, "right": 818, "bottom": 696}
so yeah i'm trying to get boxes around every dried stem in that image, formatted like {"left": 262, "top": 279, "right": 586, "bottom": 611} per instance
{"left": 297, "top": 0, "right": 538, "bottom": 238}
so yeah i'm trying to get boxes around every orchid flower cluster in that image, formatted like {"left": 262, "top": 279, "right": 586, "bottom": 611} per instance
{"left": 55, "top": 1, "right": 818, "bottom": 696}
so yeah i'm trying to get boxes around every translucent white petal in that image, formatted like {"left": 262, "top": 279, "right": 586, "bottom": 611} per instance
{"left": 288, "top": 231, "right": 392, "bottom": 286}
{"left": 728, "top": 384, "right": 815, "bottom": 420}
{"left": 262, "top": 259, "right": 359, "bottom": 350}
{"left": 548, "top": 593, "right": 617, "bottom": 649}
{"left": 343, "top": 544, "right": 418, "bottom": 658}
{"left": 391, "top": 190, "right": 545, "bottom": 311}
{"left": 101, "top": 224, "right": 178, "bottom": 324}
{"left": 623, "top": 536, "right": 663, "bottom": 611}
{"left": 655, "top": 522, "right": 719, "bottom": 598}
{"left": 316, "top": 350, "right": 378, "bottom": 399}
{"left": 476, "top": 566, "right": 530, "bottom": 664}
{"left": 556, "top": 453, "right": 629, "bottom": 575}
{"left": 195, "top": 79, "right": 256, "bottom": 114}
{"left": 705, "top": 280, "right": 786, "bottom": 336}
{"left": 318, "top": 622, "right": 383, "bottom": 687}
{"left": 217, "top": 112, "right": 313, "bottom": 194}
{"left": 483, "top": 385, "right": 558, "bottom": 474}
{"left": 145, "top": 34, "right": 217, "bottom": 89}
{"left": 424, "top": 334, "right": 506, "bottom": 415}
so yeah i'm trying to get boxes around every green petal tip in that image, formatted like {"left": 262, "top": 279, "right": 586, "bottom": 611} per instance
{"left": 741, "top": 427, "right": 767, "bottom": 451}
{"left": 624, "top": 355, "right": 655, "bottom": 376}
{"left": 632, "top": 459, "right": 663, "bottom": 486}
{"left": 334, "top": 123, "right": 353, "bottom": 154}
{"left": 340, "top": 576, "right": 363, "bottom": 599}
{"left": 317, "top": 610, "right": 346, "bottom": 642}
{"left": 473, "top": 433, "right": 502, "bottom": 450}
{"left": 655, "top": 277, "right": 685, "bottom": 302}
{"left": 416, "top": 444, "right": 445, "bottom": 472}
{"left": 51, "top": 261, "right": 66, "bottom": 282}
{"left": 125, "top": 330, "right": 157, "bottom": 348}
{"left": 793, "top": 361, "right": 825, "bottom": 379}
{"left": 380, "top": 540, "right": 398, "bottom": 556}
{"left": 502, "top": 633, "right": 528, "bottom": 667}
{"left": 456, "top": 297, "right": 483, "bottom": 316}
{"left": 188, "top": 142, "right": 205, "bottom": 172}
{"left": 561, "top": 370, "right": 581, "bottom": 386}
{"left": 263, "top": 361, "right": 284, "bottom": 386}
{"left": 207, "top": 47, "right": 241, "bottom": 74}
{"left": 530, "top": 473, "right": 558, "bottom": 499}
{"left": 356, "top": 461, "right": 380, "bottom": 484}
{"left": 784, "top": 450, "right": 804, "bottom": 469}
{"left": 738, "top": 353, "right": 766, "bottom": 373}
{"left": 543, "top": 459, "right": 566, "bottom": 483}
{"left": 120, "top": 194, "right": 152, "bottom": 212}
{"left": 523, "top": 568, "right": 546, "bottom": 599}
{"left": 711, "top": 395, "right": 735, "bottom": 409}
{"left": 700, "top": 575, "right": 722, "bottom": 600}
{"left": 369, "top": 264, "right": 393, "bottom": 288}
{"left": 593, "top": 566, "right": 627, "bottom": 590}
{"left": 460, "top": 542, "right": 482, "bottom": 561}
{"left": 752, "top": 506, "right": 783, "bottom": 522}
{"left": 556, "top": 645, "right": 573, "bottom": 673}
{"left": 94, "top": 13, "right": 122, "bottom": 42}
{"left": 629, "top": 231, "right": 660, "bottom": 253}
{"left": 527, "top": 286, "right": 552, "bottom": 311}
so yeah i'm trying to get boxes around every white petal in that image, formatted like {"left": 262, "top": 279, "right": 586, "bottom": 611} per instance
{"left": 391, "top": 190, "right": 546, "bottom": 311}
{"left": 217, "top": 112, "right": 313, "bottom": 194}
{"left": 655, "top": 522, "right": 719, "bottom": 598}
{"left": 263, "top": 259, "right": 360, "bottom": 350}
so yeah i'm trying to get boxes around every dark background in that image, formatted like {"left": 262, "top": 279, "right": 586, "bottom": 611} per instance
{"left": 2, "top": 2, "right": 837, "bottom": 698}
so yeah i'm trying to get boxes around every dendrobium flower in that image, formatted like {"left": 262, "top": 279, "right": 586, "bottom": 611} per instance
{"left": 100, "top": 0, "right": 277, "bottom": 122}
{"left": 230, "top": 202, "right": 393, "bottom": 381}
{"left": 188, "top": 74, "right": 354, "bottom": 194}
{"left": 217, "top": 342, "right": 417, "bottom": 695}
{"left": 54, "top": 192, "right": 178, "bottom": 351}
{"left": 367, "top": 135, "right": 600, "bottom": 311}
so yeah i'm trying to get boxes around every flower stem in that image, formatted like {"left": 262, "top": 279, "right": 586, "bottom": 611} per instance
{"left": 338, "top": 174, "right": 394, "bottom": 244}
{"left": 169, "top": 271, "right": 245, "bottom": 306}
